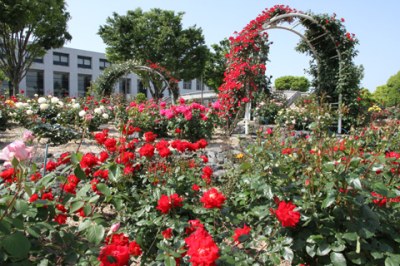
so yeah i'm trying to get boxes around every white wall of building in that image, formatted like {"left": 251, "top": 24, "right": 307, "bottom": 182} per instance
{"left": 14, "top": 46, "right": 211, "bottom": 99}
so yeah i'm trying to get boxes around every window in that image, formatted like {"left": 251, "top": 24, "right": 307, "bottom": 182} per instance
{"left": 137, "top": 79, "right": 147, "bottom": 95}
{"left": 53, "top": 52, "right": 69, "bottom": 66}
{"left": 78, "top": 56, "right": 92, "bottom": 69}
{"left": 26, "top": 70, "right": 44, "bottom": 97}
{"left": 53, "top": 72, "right": 69, "bottom": 97}
{"left": 119, "top": 78, "right": 131, "bottom": 94}
{"left": 196, "top": 78, "right": 203, "bottom": 91}
{"left": 99, "top": 59, "right": 111, "bottom": 70}
{"left": 33, "top": 57, "right": 43, "bottom": 63}
{"left": 78, "top": 74, "right": 92, "bottom": 97}
{"left": 183, "top": 80, "right": 192, "bottom": 90}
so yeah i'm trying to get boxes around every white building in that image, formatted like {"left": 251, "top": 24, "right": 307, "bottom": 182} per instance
{"left": 1, "top": 46, "right": 211, "bottom": 99}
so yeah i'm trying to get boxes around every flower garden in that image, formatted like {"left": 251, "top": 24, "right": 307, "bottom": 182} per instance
{"left": 1, "top": 4, "right": 400, "bottom": 266}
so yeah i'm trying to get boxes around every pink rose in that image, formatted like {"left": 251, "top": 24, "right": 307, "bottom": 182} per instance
{"left": 0, "top": 140, "right": 33, "bottom": 165}
{"left": 23, "top": 130, "right": 35, "bottom": 142}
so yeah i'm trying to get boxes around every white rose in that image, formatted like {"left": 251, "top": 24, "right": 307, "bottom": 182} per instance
{"left": 102, "top": 113, "right": 109, "bottom": 119}
{"left": 57, "top": 101, "right": 64, "bottom": 107}
{"left": 40, "top": 103, "right": 49, "bottom": 110}
{"left": 15, "top": 102, "right": 24, "bottom": 108}
{"left": 51, "top": 97, "right": 59, "bottom": 104}
{"left": 34, "top": 94, "right": 38, "bottom": 97}
{"left": 72, "top": 103, "right": 80, "bottom": 109}
{"left": 38, "top": 97, "right": 47, "bottom": 104}
{"left": 94, "top": 108, "right": 102, "bottom": 114}
{"left": 79, "top": 110, "right": 86, "bottom": 117}
{"left": 26, "top": 109, "right": 33, "bottom": 115}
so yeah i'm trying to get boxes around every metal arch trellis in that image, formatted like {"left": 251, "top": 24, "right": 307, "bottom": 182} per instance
{"left": 262, "top": 13, "right": 344, "bottom": 134}
{"left": 96, "top": 60, "right": 172, "bottom": 102}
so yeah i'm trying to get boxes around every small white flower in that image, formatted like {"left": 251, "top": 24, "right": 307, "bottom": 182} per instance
{"left": 79, "top": 110, "right": 86, "bottom": 117}
{"left": 26, "top": 109, "right": 33, "bottom": 115}
{"left": 27, "top": 100, "right": 31, "bottom": 103}
{"left": 34, "top": 94, "right": 38, "bottom": 97}
{"left": 39, "top": 103, "right": 49, "bottom": 110}
{"left": 38, "top": 97, "right": 47, "bottom": 104}
{"left": 51, "top": 97, "right": 59, "bottom": 104}
{"left": 102, "top": 113, "right": 109, "bottom": 119}
{"left": 94, "top": 108, "right": 102, "bottom": 114}
{"left": 72, "top": 103, "right": 80, "bottom": 109}
{"left": 57, "top": 101, "right": 64, "bottom": 107}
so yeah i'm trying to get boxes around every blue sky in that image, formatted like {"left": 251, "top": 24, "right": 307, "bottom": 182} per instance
{"left": 65, "top": 0, "right": 400, "bottom": 91}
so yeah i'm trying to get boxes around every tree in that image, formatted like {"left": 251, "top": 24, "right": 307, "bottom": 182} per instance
{"left": 274, "top": 76, "right": 310, "bottom": 92}
{"left": 98, "top": 8, "right": 208, "bottom": 100}
{"left": 204, "top": 38, "right": 230, "bottom": 92}
{"left": 373, "top": 71, "right": 400, "bottom": 107}
{"left": 0, "top": 0, "right": 72, "bottom": 96}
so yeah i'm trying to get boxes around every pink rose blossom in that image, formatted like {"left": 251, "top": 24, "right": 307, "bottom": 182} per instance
{"left": 0, "top": 140, "right": 33, "bottom": 165}
{"left": 23, "top": 130, "right": 35, "bottom": 142}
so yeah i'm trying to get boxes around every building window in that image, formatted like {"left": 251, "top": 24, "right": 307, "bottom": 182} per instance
{"left": 137, "top": 79, "right": 147, "bottom": 95}
{"left": 53, "top": 52, "right": 69, "bottom": 66}
{"left": 33, "top": 57, "right": 43, "bottom": 63}
{"left": 78, "top": 74, "right": 92, "bottom": 97}
{"left": 78, "top": 56, "right": 92, "bottom": 69}
{"left": 99, "top": 59, "right": 111, "bottom": 70}
{"left": 119, "top": 78, "right": 131, "bottom": 94}
{"left": 183, "top": 80, "right": 192, "bottom": 90}
{"left": 196, "top": 78, "right": 203, "bottom": 91}
{"left": 53, "top": 72, "right": 69, "bottom": 97}
{"left": 26, "top": 70, "right": 44, "bottom": 97}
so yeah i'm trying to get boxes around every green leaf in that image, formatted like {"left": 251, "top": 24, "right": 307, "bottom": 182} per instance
{"left": 77, "top": 184, "right": 91, "bottom": 197}
{"left": 74, "top": 165, "right": 86, "bottom": 180}
{"left": 2, "top": 231, "right": 31, "bottom": 259}
{"left": 164, "top": 256, "right": 176, "bottom": 266}
{"left": 306, "top": 245, "right": 316, "bottom": 258}
{"left": 331, "top": 252, "right": 347, "bottom": 266}
{"left": 78, "top": 219, "right": 92, "bottom": 232}
{"left": 86, "top": 224, "right": 105, "bottom": 244}
{"left": 15, "top": 199, "right": 29, "bottom": 213}
{"left": 385, "top": 256, "right": 400, "bottom": 266}
{"left": 322, "top": 193, "right": 336, "bottom": 209}
{"left": 96, "top": 183, "right": 111, "bottom": 196}
{"left": 27, "top": 226, "right": 41, "bottom": 238}
{"left": 70, "top": 201, "right": 85, "bottom": 213}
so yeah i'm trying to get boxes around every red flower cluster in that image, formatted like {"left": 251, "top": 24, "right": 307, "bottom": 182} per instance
{"left": 156, "top": 193, "right": 184, "bottom": 214}
{"left": 61, "top": 174, "right": 81, "bottom": 194}
{"left": 162, "top": 228, "right": 173, "bottom": 239}
{"left": 155, "top": 139, "right": 171, "bottom": 158}
{"left": 201, "top": 166, "right": 213, "bottom": 184}
{"left": 80, "top": 153, "right": 99, "bottom": 169}
{"left": 170, "top": 139, "right": 208, "bottom": 153}
{"left": 0, "top": 168, "right": 17, "bottom": 183}
{"left": 271, "top": 200, "right": 300, "bottom": 227}
{"left": 138, "top": 143, "right": 155, "bottom": 158}
{"left": 185, "top": 221, "right": 219, "bottom": 266}
{"left": 98, "top": 233, "right": 142, "bottom": 266}
{"left": 200, "top": 188, "right": 226, "bottom": 209}
{"left": 232, "top": 224, "right": 251, "bottom": 243}
{"left": 144, "top": 131, "right": 157, "bottom": 142}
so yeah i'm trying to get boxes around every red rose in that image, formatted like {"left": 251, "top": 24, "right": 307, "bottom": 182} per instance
{"left": 139, "top": 143, "right": 155, "bottom": 158}
{"left": 104, "top": 138, "right": 117, "bottom": 152}
{"left": 99, "top": 151, "right": 109, "bottom": 162}
{"left": 144, "top": 131, "right": 157, "bottom": 142}
{"left": 162, "top": 228, "right": 173, "bottom": 239}
{"left": 201, "top": 166, "right": 213, "bottom": 184}
{"left": 45, "top": 160, "right": 58, "bottom": 172}
{"left": 80, "top": 153, "right": 99, "bottom": 168}
{"left": 29, "top": 193, "right": 39, "bottom": 203}
{"left": 156, "top": 193, "right": 183, "bottom": 214}
{"left": 200, "top": 155, "right": 208, "bottom": 163}
{"left": 232, "top": 224, "right": 251, "bottom": 243}
{"left": 185, "top": 226, "right": 219, "bottom": 265}
{"left": 0, "top": 168, "right": 16, "bottom": 182}
{"left": 129, "top": 241, "right": 142, "bottom": 257}
{"left": 200, "top": 188, "right": 226, "bottom": 209}
{"left": 105, "top": 233, "right": 130, "bottom": 246}
{"left": 54, "top": 214, "right": 67, "bottom": 225}
{"left": 98, "top": 244, "right": 130, "bottom": 266}
{"left": 272, "top": 201, "right": 300, "bottom": 227}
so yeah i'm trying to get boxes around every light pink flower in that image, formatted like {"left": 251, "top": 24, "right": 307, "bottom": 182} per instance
{"left": 107, "top": 222, "right": 121, "bottom": 235}
{"left": 23, "top": 130, "right": 35, "bottom": 142}
{"left": 0, "top": 140, "right": 33, "bottom": 165}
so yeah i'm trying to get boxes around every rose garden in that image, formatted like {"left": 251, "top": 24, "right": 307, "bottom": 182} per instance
{"left": 1, "top": 4, "right": 400, "bottom": 266}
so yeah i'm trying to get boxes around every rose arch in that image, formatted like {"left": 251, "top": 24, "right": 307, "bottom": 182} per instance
{"left": 218, "top": 5, "right": 361, "bottom": 135}
{"left": 95, "top": 59, "right": 170, "bottom": 100}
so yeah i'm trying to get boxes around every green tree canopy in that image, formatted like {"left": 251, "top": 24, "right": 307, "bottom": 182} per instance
{"left": 98, "top": 8, "right": 208, "bottom": 100}
{"left": 274, "top": 75, "right": 310, "bottom": 92}
{"left": 373, "top": 71, "right": 400, "bottom": 107}
{"left": 0, "top": 0, "right": 72, "bottom": 96}
{"left": 204, "top": 38, "right": 230, "bottom": 92}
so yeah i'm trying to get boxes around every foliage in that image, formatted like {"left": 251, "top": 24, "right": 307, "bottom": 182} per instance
{"left": 0, "top": 0, "right": 72, "bottom": 95}
{"left": 204, "top": 38, "right": 230, "bottom": 92}
{"left": 274, "top": 76, "right": 310, "bottom": 92}
{"left": 1, "top": 116, "right": 400, "bottom": 265}
{"left": 373, "top": 71, "right": 400, "bottom": 107}
{"left": 296, "top": 12, "right": 364, "bottom": 128}
{"left": 253, "top": 92, "right": 285, "bottom": 125}
{"left": 98, "top": 8, "right": 208, "bottom": 100}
